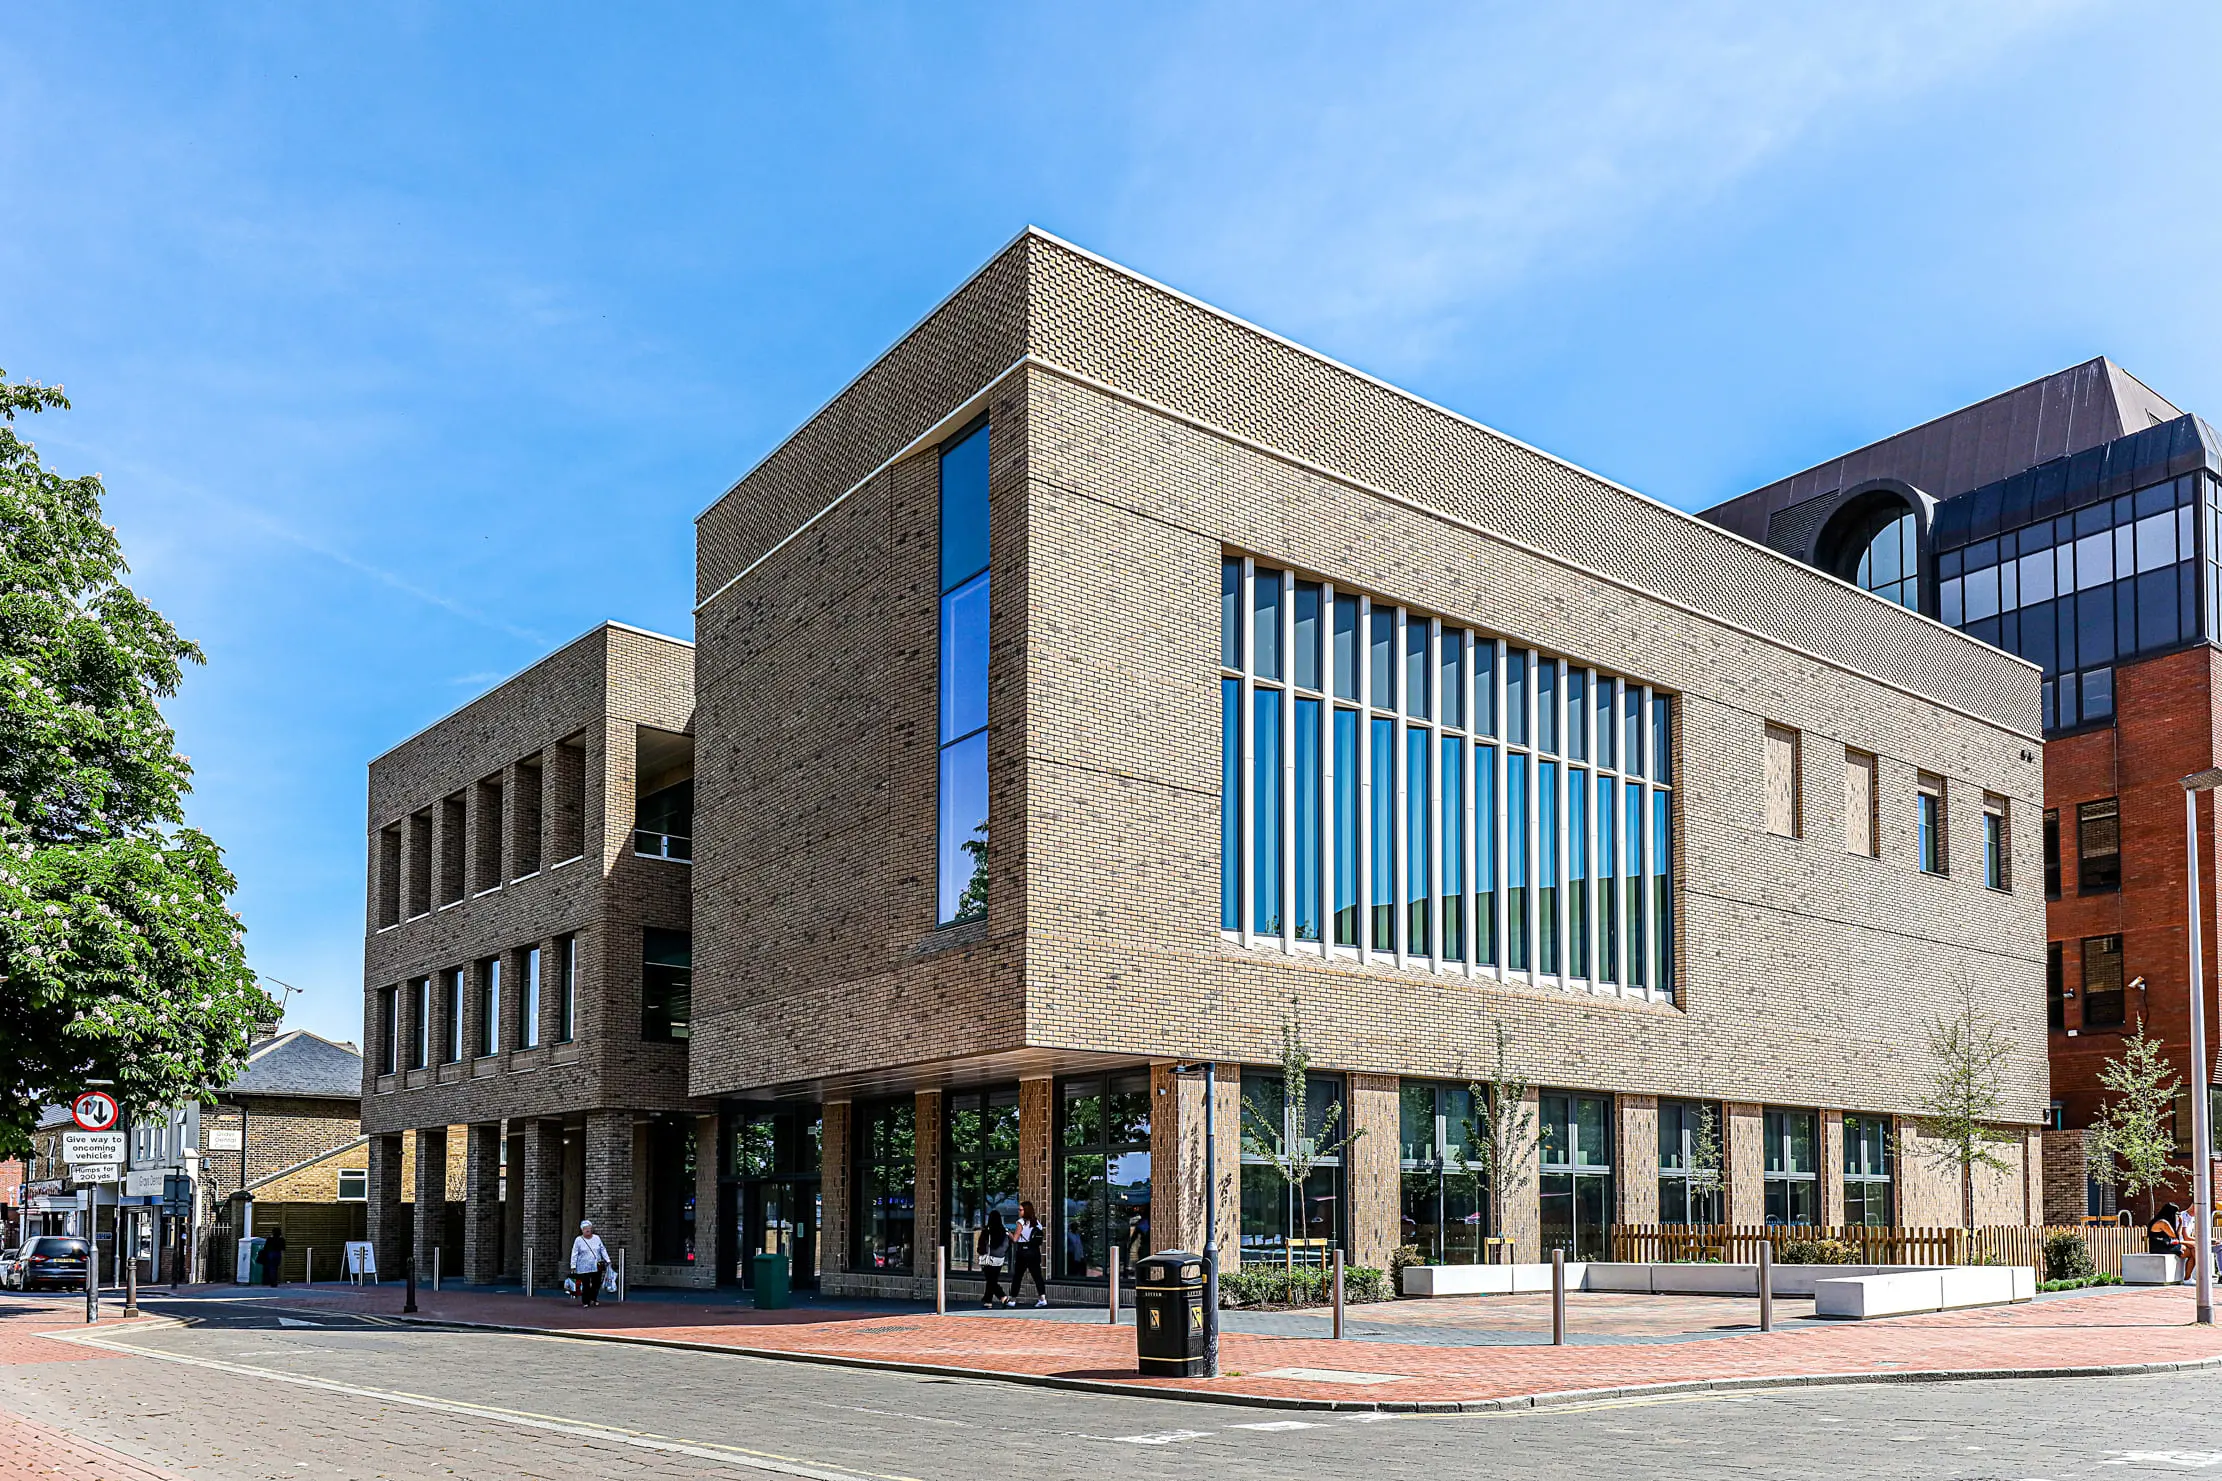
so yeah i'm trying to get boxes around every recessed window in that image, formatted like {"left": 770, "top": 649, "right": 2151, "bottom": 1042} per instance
{"left": 854, "top": 1098, "right": 915, "bottom": 1274}
{"left": 521, "top": 947, "right": 542, "bottom": 1049}
{"left": 1763, "top": 725, "right": 1800, "bottom": 839}
{"left": 1917, "top": 773, "right": 1948, "bottom": 875}
{"left": 642, "top": 927, "right": 691, "bottom": 1042}
{"left": 937, "top": 420, "right": 991, "bottom": 925}
{"left": 337, "top": 1169, "right": 368, "bottom": 1202}
{"left": 2082, "top": 934, "right": 2125, "bottom": 1028}
{"left": 1843, "top": 1115, "right": 1893, "bottom": 1227}
{"left": 1400, "top": 1080, "right": 1484, "bottom": 1264}
{"left": 1540, "top": 1091, "right": 1613, "bottom": 1260}
{"left": 1983, "top": 794, "right": 2011, "bottom": 892}
{"left": 2043, "top": 808, "right": 2061, "bottom": 899}
{"left": 476, "top": 956, "right": 500, "bottom": 1057}
{"left": 2047, "top": 943, "right": 2065, "bottom": 1033}
{"left": 1843, "top": 749, "right": 1878, "bottom": 857}
{"left": 1762, "top": 1108, "right": 1818, "bottom": 1224}
{"left": 2077, "top": 799, "right": 2120, "bottom": 893}
{"left": 1854, "top": 508, "right": 1919, "bottom": 609}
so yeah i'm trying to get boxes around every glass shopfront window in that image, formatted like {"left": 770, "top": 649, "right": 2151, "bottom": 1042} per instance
{"left": 854, "top": 1099, "right": 915, "bottom": 1273}
{"left": 1056, "top": 1072, "right": 1151, "bottom": 1280}
{"left": 1540, "top": 1091, "right": 1613, "bottom": 1260}
{"left": 945, "top": 1087, "right": 1020, "bottom": 1273}
{"left": 1400, "top": 1081, "right": 1484, "bottom": 1264}
{"left": 1241, "top": 1068, "right": 1346, "bottom": 1265}
{"left": 1763, "top": 1108, "right": 1818, "bottom": 1226}
{"left": 1657, "top": 1098, "right": 1723, "bottom": 1225}
{"left": 1843, "top": 1114, "right": 1893, "bottom": 1227}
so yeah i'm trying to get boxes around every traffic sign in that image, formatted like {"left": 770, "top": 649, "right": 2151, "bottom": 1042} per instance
{"left": 71, "top": 1091, "right": 120, "bottom": 1131}
{"left": 72, "top": 1162, "right": 121, "bottom": 1184}
{"left": 63, "top": 1130, "right": 125, "bottom": 1163}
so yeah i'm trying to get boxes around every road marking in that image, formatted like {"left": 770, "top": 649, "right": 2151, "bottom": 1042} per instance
{"left": 2101, "top": 1454, "right": 2222, "bottom": 1468}
{"left": 1230, "top": 1421, "right": 1321, "bottom": 1432}
{"left": 46, "top": 1329, "right": 921, "bottom": 1481}
{"left": 1112, "top": 1429, "right": 1215, "bottom": 1445}
{"left": 1250, "top": 1366, "right": 1408, "bottom": 1385}
{"left": 275, "top": 1318, "right": 322, "bottom": 1328}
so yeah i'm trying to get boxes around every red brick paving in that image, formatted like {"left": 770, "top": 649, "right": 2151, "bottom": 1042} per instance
{"left": 256, "top": 1282, "right": 2222, "bottom": 1406}
{"left": 0, "top": 1410, "right": 182, "bottom": 1479}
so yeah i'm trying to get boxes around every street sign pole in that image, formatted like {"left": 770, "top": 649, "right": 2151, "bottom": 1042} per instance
{"left": 82, "top": 1187, "right": 96, "bottom": 1324}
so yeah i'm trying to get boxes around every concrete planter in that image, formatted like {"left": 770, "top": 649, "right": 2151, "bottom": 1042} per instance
{"left": 1403, "top": 1260, "right": 2036, "bottom": 1315}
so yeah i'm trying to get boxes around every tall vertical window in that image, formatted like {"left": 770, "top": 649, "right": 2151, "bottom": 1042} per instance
{"left": 1057, "top": 1072, "right": 1152, "bottom": 1279}
{"left": 556, "top": 934, "right": 576, "bottom": 1043}
{"left": 1843, "top": 1114, "right": 1893, "bottom": 1227}
{"left": 642, "top": 927, "right": 691, "bottom": 1041}
{"left": 476, "top": 956, "right": 499, "bottom": 1056}
{"left": 442, "top": 967, "right": 464, "bottom": 1064}
{"left": 408, "top": 978, "right": 429, "bottom": 1070}
{"left": 521, "top": 946, "right": 542, "bottom": 1049}
{"left": 1657, "top": 1099, "right": 1722, "bottom": 1225}
{"left": 2077, "top": 798, "right": 2120, "bottom": 893}
{"left": 937, "top": 421, "right": 990, "bottom": 924}
{"left": 1763, "top": 724, "right": 1800, "bottom": 838}
{"left": 854, "top": 1098, "right": 915, "bottom": 1273}
{"left": 1241, "top": 1068, "right": 1345, "bottom": 1262}
{"left": 2043, "top": 808, "right": 2061, "bottom": 899}
{"left": 2082, "top": 934, "right": 2125, "bottom": 1028}
{"left": 1916, "top": 772, "right": 1948, "bottom": 875}
{"left": 1983, "top": 793, "right": 2010, "bottom": 891}
{"left": 1401, "top": 1081, "right": 1482, "bottom": 1265}
{"left": 944, "top": 1087, "right": 1019, "bottom": 1273}
{"left": 2047, "top": 942, "right": 2066, "bottom": 1032}
{"left": 1762, "top": 1108, "right": 1818, "bottom": 1225}
{"left": 1214, "top": 567, "right": 1672, "bottom": 994}
{"left": 1844, "top": 749, "right": 1879, "bottom": 857}
{"left": 379, "top": 985, "right": 398, "bottom": 1074}
{"left": 1539, "top": 1092, "right": 1612, "bottom": 1260}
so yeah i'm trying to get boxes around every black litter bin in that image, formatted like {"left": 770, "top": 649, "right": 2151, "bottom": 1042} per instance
{"left": 1133, "top": 1251, "right": 1213, "bottom": 1377}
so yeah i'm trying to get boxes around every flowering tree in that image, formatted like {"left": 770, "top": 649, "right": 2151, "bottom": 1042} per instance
{"left": 0, "top": 369, "right": 270, "bottom": 1154}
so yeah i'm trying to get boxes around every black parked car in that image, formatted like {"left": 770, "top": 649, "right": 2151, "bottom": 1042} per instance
{"left": 15, "top": 1236, "right": 92, "bottom": 1292}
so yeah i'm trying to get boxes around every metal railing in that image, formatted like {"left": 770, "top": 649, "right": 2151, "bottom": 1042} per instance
{"left": 633, "top": 830, "right": 692, "bottom": 862}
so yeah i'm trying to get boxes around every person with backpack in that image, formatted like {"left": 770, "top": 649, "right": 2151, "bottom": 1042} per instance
{"left": 1009, "top": 1201, "right": 1049, "bottom": 1308}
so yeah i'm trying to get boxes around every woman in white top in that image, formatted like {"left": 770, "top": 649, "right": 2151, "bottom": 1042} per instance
{"left": 570, "top": 1220, "right": 612, "bottom": 1306}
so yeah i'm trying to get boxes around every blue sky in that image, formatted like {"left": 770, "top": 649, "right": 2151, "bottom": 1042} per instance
{"left": 3, "top": 2, "right": 2217, "bottom": 1044}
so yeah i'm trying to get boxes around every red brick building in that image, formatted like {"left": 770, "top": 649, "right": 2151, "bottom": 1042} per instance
{"left": 1703, "top": 360, "right": 2222, "bottom": 1220}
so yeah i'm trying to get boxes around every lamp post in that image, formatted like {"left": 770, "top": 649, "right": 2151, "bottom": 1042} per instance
{"left": 2178, "top": 768, "right": 2221, "bottom": 1326}
{"left": 1170, "top": 1062, "right": 1220, "bottom": 1376}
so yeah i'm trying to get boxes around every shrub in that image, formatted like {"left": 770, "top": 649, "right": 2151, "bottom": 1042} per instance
{"left": 1776, "top": 1238, "right": 1860, "bottom": 1265}
{"left": 1386, "top": 1244, "right": 1423, "bottom": 1296}
{"left": 1216, "top": 1263, "right": 1391, "bottom": 1309}
{"left": 2043, "top": 1230, "right": 2097, "bottom": 1284}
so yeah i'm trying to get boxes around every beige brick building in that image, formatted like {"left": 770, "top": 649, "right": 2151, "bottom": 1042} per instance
{"left": 368, "top": 230, "right": 2051, "bottom": 1300}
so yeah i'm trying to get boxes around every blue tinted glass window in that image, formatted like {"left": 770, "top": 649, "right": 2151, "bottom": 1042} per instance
{"left": 1370, "top": 609, "right": 1394, "bottom": 708}
{"left": 1293, "top": 583, "right": 1323, "bottom": 691}
{"left": 1441, "top": 632, "right": 1464, "bottom": 731}
{"left": 1566, "top": 669, "right": 1586, "bottom": 761}
{"left": 938, "top": 730, "right": 989, "bottom": 923}
{"left": 1221, "top": 679, "right": 1240, "bottom": 930}
{"left": 1568, "top": 775, "right": 1588, "bottom": 980}
{"left": 1625, "top": 781, "right": 1645, "bottom": 988}
{"left": 1407, "top": 725, "right": 1430, "bottom": 954}
{"left": 1295, "top": 699, "right": 1321, "bottom": 941}
{"left": 939, "top": 574, "right": 989, "bottom": 744}
{"left": 1539, "top": 760, "right": 1559, "bottom": 976}
{"left": 1538, "top": 661, "right": 1558, "bottom": 754}
{"left": 1652, "top": 695, "right": 1672, "bottom": 785}
{"left": 1405, "top": 620, "right": 1429, "bottom": 720}
{"left": 2083, "top": 667, "right": 2114, "bottom": 720}
{"left": 1221, "top": 560, "right": 1240, "bottom": 669}
{"left": 1474, "top": 642, "right": 1497, "bottom": 737}
{"left": 1653, "top": 790, "right": 1673, "bottom": 999}
{"left": 1505, "top": 650, "right": 1528, "bottom": 746}
{"left": 1254, "top": 571, "right": 1283, "bottom": 683}
{"left": 1507, "top": 753, "right": 1529, "bottom": 972}
{"left": 939, "top": 423, "right": 990, "bottom": 591}
{"left": 1476, "top": 746, "right": 1497, "bottom": 967}
{"left": 1623, "top": 689, "right": 1643, "bottom": 778}
{"left": 1595, "top": 679, "right": 1614, "bottom": 769}
{"left": 1332, "top": 596, "right": 1359, "bottom": 701}
{"left": 1371, "top": 716, "right": 1394, "bottom": 950}
{"left": 1596, "top": 774, "right": 1617, "bottom": 983}
{"left": 1254, "top": 689, "right": 1282, "bottom": 934}
{"left": 1441, "top": 738, "right": 1464, "bottom": 961}
{"left": 1333, "top": 709, "right": 1358, "bottom": 945}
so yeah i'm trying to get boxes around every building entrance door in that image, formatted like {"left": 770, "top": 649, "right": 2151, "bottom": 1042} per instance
{"left": 738, "top": 1181, "right": 818, "bottom": 1290}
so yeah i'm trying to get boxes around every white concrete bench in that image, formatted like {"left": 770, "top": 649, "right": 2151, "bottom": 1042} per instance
{"left": 1813, "top": 1266, "right": 2034, "bottom": 1317}
{"left": 2122, "top": 1252, "right": 2183, "bottom": 1284}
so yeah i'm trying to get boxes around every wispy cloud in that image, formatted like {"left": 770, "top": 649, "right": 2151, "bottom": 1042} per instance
{"left": 1110, "top": 0, "right": 2095, "bottom": 363}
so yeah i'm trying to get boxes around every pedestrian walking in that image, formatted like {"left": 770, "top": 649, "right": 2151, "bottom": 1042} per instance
{"left": 257, "top": 1228, "right": 286, "bottom": 1287}
{"left": 977, "top": 1210, "right": 1010, "bottom": 1308}
{"left": 570, "top": 1220, "right": 612, "bottom": 1306}
{"left": 1010, "top": 1200, "right": 1049, "bottom": 1308}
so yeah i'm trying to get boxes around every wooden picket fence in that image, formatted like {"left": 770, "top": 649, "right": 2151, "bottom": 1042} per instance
{"left": 1611, "top": 1223, "right": 2135, "bottom": 1276}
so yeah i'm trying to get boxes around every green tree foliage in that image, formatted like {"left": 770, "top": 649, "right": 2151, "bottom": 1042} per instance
{"left": 1912, "top": 977, "right": 2017, "bottom": 1226}
{"left": 2087, "top": 1029, "right": 2182, "bottom": 1208}
{"left": 0, "top": 369, "right": 271, "bottom": 1154}
{"left": 1462, "top": 1023, "right": 1540, "bottom": 1241}
{"left": 1241, "top": 1003, "right": 1362, "bottom": 1267}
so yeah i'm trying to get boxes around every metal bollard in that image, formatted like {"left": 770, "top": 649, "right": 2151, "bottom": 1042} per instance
{"left": 1758, "top": 1239, "right": 1774, "bottom": 1333}
{"left": 524, "top": 1254, "right": 533, "bottom": 1300}
{"left": 937, "top": 1246, "right": 947, "bottom": 1315}
{"left": 1332, "top": 1247, "right": 1345, "bottom": 1340}
{"left": 306, "top": 1247, "right": 313, "bottom": 1286}
{"left": 1551, "top": 1248, "right": 1566, "bottom": 1346}
{"left": 617, "top": 1248, "right": 625, "bottom": 1303}
{"left": 1108, "top": 1247, "right": 1119, "bottom": 1325}
{"left": 434, "top": 1247, "right": 441, "bottom": 1294}
{"left": 404, "top": 1254, "right": 418, "bottom": 1315}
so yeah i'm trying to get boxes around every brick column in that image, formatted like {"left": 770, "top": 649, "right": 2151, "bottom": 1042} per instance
{"left": 1213, "top": 1063, "right": 1243, "bottom": 1268}
{"left": 1149, "top": 1063, "right": 1200, "bottom": 1253}
{"left": 366, "top": 1132, "right": 406, "bottom": 1279}
{"left": 1726, "top": 1102, "right": 1765, "bottom": 1226}
{"left": 913, "top": 1090, "right": 944, "bottom": 1275}
{"left": 519, "top": 1119, "right": 566, "bottom": 1292}
{"left": 411, "top": 1126, "right": 448, "bottom": 1279}
{"left": 820, "top": 1102, "right": 851, "bottom": 1276}
{"left": 1017, "top": 1078, "right": 1053, "bottom": 1224}
{"left": 1345, "top": 1073, "right": 1400, "bottom": 1270}
{"left": 1505, "top": 1087, "right": 1543, "bottom": 1261}
{"left": 463, "top": 1122, "right": 503, "bottom": 1284}
{"left": 694, "top": 1113, "right": 721, "bottom": 1285}
{"left": 1819, "top": 1111, "right": 1847, "bottom": 1228}
{"left": 583, "top": 1111, "right": 636, "bottom": 1267}
{"left": 1617, "top": 1094, "right": 1660, "bottom": 1225}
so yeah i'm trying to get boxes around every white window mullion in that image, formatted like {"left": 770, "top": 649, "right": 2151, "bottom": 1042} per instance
{"left": 1239, "top": 558, "right": 1256, "bottom": 950}
{"left": 1280, "top": 569, "right": 1297, "bottom": 955}
{"left": 1319, "top": 583, "right": 1337, "bottom": 960}
{"left": 1491, "top": 638, "right": 1508, "bottom": 984}
{"left": 1356, "top": 596, "right": 1373, "bottom": 967}
{"left": 1428, "top": 617, "right": 1444, "bottom": 973}
{"left": 1462, "top": 629, "right": 1478, "bottom": 979}
{"left": 1392, "top": 607, "right": 1410, "bottom": 968}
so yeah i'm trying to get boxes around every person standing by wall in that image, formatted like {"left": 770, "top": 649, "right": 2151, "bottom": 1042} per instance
{"left": 1010, "top": 1201, "right": 1048, "bottom": 1308}
{"left": 257, "top": 1227, "right": 286, "bottom": 1286}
